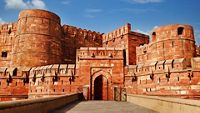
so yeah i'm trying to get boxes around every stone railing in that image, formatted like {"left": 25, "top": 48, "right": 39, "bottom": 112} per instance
{"left": 127, "top": 94, "right": 200, "bottom": 113}
{"left": 0, "top": 93, "right": 83, "bottom": 113}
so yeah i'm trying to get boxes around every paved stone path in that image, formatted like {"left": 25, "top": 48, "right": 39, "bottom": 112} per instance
{"left": 51, "top": 101, "right": 158, "bottom": 113}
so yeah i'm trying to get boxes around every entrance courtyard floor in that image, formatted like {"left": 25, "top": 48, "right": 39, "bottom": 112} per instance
{"left": 51, "top": 101, "right": 158, "bottom": 113}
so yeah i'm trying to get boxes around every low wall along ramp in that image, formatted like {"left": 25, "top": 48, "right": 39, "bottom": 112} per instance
{"left": 127, "top": 94, "right": 200, "bottom": 113}
{"left": 0, "top": 93, "right": 82, "bottom": 113}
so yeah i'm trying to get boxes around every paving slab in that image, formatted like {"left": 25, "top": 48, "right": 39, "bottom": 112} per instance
{"left": 51, "top": 101, "right": 158, "bottom": 113}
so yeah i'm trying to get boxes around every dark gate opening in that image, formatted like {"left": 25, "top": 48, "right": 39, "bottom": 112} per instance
{"left": 94, "top": 75, "right": 103, "bottom": 100}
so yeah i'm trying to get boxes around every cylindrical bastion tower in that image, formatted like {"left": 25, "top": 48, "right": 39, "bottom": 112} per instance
{"left": 150, "top": 24, "right": 195, "bottom": 63}
{"left": 12, "top": 9, "right": 63, "bottom": 67}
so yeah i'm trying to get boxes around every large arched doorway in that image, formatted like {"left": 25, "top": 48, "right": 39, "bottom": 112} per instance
{"left": 94, "top": 75, "right": 103, "bottom": 100}
{"left": 93, "top": 74, "right": 109, "bottom": 100}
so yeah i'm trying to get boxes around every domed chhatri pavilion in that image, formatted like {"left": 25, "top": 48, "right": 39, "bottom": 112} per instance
{"left": 0, "top": 9, "right": 200, "bottom": 101}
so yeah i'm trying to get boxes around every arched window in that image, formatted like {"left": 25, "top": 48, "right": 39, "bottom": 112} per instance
{"left": 178, "top": 27, "right": 184, "bottom": 35}
{"left": 8, "top": 28, "right": 11, "bottom": 34}
{"left": 152, "top": 32, "right": 156, "bottom": 41}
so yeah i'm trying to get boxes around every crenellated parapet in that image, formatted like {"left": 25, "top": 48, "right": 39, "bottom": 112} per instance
{"left": 101, "top": 23, "right": 149, "bottom": 65}
{"left": 127, "top": 24, "right": 200, "bottom": 98}
{"left": 102, "top": 23, "right": 131, "bottom": 45}
{"left": 136, "top": 44, "right": 149, "bottom": 63}
{"left": 125, "top": 57, "right": 200, "bottom": 98}
{"left": 128, "top": 58, "right": 188, "bottom": 77}
{"left": 0, "top": 23, "right": 17, "bottom": 35}
{"left": 29, "top": 64, "right": 77, "bottom": 98}
{"left": 151, "top": 24, "right": 194, "bottom": 42}
{"left": 1, "top": 8, "right": 200, "bottom": 100}
{"left": 191, "top": 57, "right": 200, "bottom": 69}
{"left": 0, "top": 67, "right": 30, "bottom": 101}
{"left": 0, "top": 23, "right": 17, "bottom": 67}
{"left": 77, "top": 47, "right": 123, "bottom": 60}
{"left": 136, "top": 24, "right": 196, "bottom": 66}
{"left": 62, "top": 25, "right": 102, "bottom": 64}
{"left": 62, "top": 25, "right": 102, "bottom": 45}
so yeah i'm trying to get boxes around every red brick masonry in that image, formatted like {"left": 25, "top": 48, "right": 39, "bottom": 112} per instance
{"left": 0, "top": 9, "right": 199, "bottom": 101}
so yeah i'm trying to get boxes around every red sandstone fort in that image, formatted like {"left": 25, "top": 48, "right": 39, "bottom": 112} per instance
{"left": 0, "top": 9, "right": 200, "bottom": 101}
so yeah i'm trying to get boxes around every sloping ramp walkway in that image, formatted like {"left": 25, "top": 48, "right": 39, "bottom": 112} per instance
{"left": 51, "top": 101, "right": 158, "bottom": 113}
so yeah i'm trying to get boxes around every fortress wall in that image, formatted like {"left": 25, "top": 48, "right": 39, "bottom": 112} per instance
{"left": 12, "top": 9, "right": 63, "bottom": 67}
{"left": 0, "top": 9, "right": 200, "bottom": 101}
{"left": 125, "top": 58, "right": 200, "bottom": 99}
{"left": 76, "top": 47, "right": 124, "bottom": 100}
{"left": 0, "top": 67, "right": 30, "bottom": 101}
{"left": 28, "top": 64, "right": 78, "bottom": 98}
{"left": 62, "top": 25, "right": 102, "bottom": 63}
{"left": 102, "top": 23, "right": 131, "bottom": 48}
{"left": 102, "top": 24, "right": 131, "bottom": 66}
{"left": 137, "top": 24, "right": 196, "bottom": 66}
{"left": 0, "top": 23, "right": 17, "bottom": 67}
{"left": 102, "top": 23, "right": 149, "bottom": 65}
{"left": 128, "top": 33, "right": 149, "bottom": 65}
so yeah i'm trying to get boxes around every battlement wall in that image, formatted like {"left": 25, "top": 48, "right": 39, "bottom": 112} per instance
{"left": 62, "top": 25, "right": 102, "bottom": 63}
{"left": 63, "top": 25, "right": 102, "bottom": 43}
{"left": 0, "top": 23, "right": 17, "bottom": 67}
{"left": 125, "top": 57, "right": 200, "bottom": 99}
{"left": 77, "top": 47, "right": 123, "bottom": 60}
{"left": 18, "top": 9, "right": 60, "bottom": 24}
{"left": 62, "top": 25, "right": 102, "bottom": 47}
{"left": 102, "top": 23, "right": 131, "bottom": 43}
{"left": 0, "top": 63, "right": 78, "bottom": 100}
{"left": 102, "top": 23, "right": 149, "bottom": 65}
{"left": 136, "top": 24, "right": 196, "bottom": 65}
{"left": 152, "top": 24, "right": 194, "bottom": 42}
{"left": 0, "top": 67, "right": 30, "bottom": 101}
{"left": 29, "top": 64, "right": 78, "bottom": 98}
{"left": 0, "top": 23, "right": 17, "bottom": 33}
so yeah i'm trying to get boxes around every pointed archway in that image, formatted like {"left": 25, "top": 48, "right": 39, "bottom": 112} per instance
{"left": 94, "top": 75, "right": 103, "bottom": 100}
{"left": 91, "top": 70, "right": 111, "bottom": 100}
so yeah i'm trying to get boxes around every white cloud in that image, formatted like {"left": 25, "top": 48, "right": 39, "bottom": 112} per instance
{"left": 135, "top": 29, "right": 150, "bottom": 35}
{"left": 149, "top": 25, "right": 158, "bottom": 33}
{"left": 0, "top": 18, "right": 6, "bottom": 24}
{"left": 61, "top": 0, "right": 71, "bottom": 5}
{"left": 85, "top": 9, "right": 102, "bottom": 13}
{"left": 109, "top": 8, "right": 158, "bottom": 14}
{"left": 31, "top": 0, "right": 46, "bottom": 9}
{"left": 153, "top": 25, "right": 158, "bottom": 29}
{"left": 84, "top": 8, "right": 102, "bottom": 18}
{"left": 4, "top": 0, "right": 46, "bottom": 10}
{"left": 195, "top": 30, "right": 200, "bottom": 44}
{"left": 127, "top": 0, "right": 163, "bottom": 4}
{"left": 84, "top": 14, "right": 95, "bottom": 18}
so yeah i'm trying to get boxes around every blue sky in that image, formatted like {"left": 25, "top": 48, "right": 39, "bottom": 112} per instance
{"left": 0, "top": 0, "right": 200, "bottom": 43}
